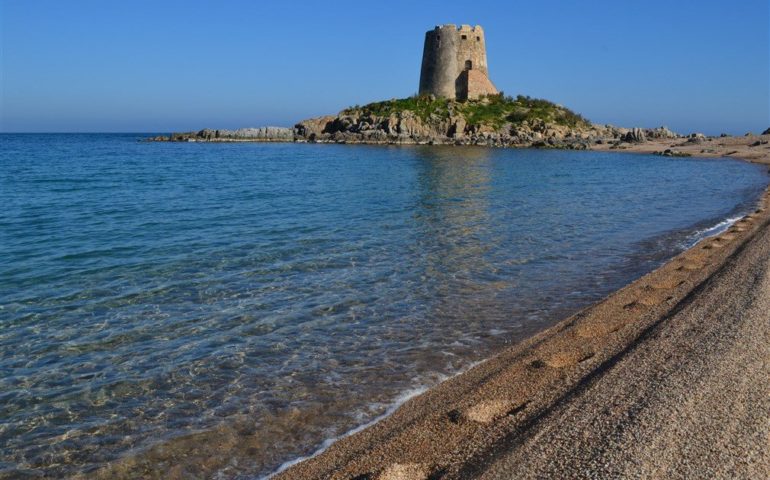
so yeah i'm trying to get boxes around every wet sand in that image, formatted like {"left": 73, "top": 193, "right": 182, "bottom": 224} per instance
{"left": 276, "top": 133, "right": 770, "bottom": 479}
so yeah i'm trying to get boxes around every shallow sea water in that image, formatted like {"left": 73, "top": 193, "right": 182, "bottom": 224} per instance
{"left": 0, "top": 134, "right": 767, "bottom": 477}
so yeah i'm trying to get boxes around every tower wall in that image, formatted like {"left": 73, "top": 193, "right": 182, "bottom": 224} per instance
{"left": 419, "top": 25, "right": 459, "bottom": 99}
{"left": 418, "top": 24, "right": 496, "bottom": 101}
{"left": 455, "top": 24, "right": 489, "bottom": 77}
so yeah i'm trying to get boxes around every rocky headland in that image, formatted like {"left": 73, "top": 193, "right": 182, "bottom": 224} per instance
{"left": 148, "top": 96, "right": 770, "bottom": 167}
{"left": 148, "top": 93, "right": 686, "bottom": 150}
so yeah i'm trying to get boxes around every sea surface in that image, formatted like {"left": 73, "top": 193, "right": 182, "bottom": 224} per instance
{"left": 0, "top": 134, "right": 767, "bottom": 478}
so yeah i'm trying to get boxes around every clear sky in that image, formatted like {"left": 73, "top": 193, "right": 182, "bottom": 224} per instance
{"left": 1, "top": 0, "right": 768, "bottom": 134}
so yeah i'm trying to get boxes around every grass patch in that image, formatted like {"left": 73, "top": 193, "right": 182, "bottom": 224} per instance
{"left": 459, "top": 94, "right": 591, "bottom": 128}
{"left": 342, "top": 95, "right": 451, "bottom": 122}
{"left": 342, "top": 93, "right": 590, "bottom": 129}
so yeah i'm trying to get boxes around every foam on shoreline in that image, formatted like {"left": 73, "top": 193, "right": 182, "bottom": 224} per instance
{"left": 687, "top": 215, "right": 743, "bottom": 246}
{"left": 269, "top": 359, "right": 488, "bottom": 478}
{"left": 267, "top": 211, "right": 755, "bottom": 478}
{"left": 268, "top": 386, "right": 429, "bottom": 478}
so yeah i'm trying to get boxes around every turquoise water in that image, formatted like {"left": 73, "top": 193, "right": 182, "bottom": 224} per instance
{"left": 0, "top": 134, "right": 767, "bottom": 477}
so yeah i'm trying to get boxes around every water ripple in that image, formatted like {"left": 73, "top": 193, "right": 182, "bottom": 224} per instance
{"left": 0, "top": 134, "right": 767, "bottom": 478}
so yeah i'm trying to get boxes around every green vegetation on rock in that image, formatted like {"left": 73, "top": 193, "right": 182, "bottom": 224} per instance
{"left": 343, "top": 93, "right": 591, "bottom": 129}
{"left": 343, "top": 96, "right": 451, "bottom": 122}
{"left": 462, "top": 94, "right": 591, "bottom": 128}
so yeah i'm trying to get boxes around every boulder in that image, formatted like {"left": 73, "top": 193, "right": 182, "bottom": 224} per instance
{"left": 295, "top": 116, "right": 337, "bottom": 139}
{"left": 622, "top": 127, "right": 646, "bottom": 143}
{"left": 448, "top": 116, "right": 467, "bottom": 138}
{"left": 646, "top": 126, "right": 678, "bottom": 139}
{"left": 397, "top": 111, "right": 422, "bottom": 136}
{"left": 216, "top": 127, "right": 294, "bottom": 140}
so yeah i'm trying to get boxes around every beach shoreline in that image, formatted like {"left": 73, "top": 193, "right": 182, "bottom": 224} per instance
{"left": 272, "top": 135, "right": 770, "bottom": 479}
{"left": 79, "top": 134, "right": 770, "bottom": 479}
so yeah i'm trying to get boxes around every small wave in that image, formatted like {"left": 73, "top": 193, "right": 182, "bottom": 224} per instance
{"left": 266, "top": 359, "right": 485, "bottom": 479}
{"left": 686, "top": 215, "right": 743, "bottom": 248}
{"left": 266, "top": 386, "right": 427, "bottom": 479}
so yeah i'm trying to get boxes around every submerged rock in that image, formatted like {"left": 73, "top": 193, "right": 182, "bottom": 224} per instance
{"left": 656, "top": 149, "right": 692, "bottom": 157}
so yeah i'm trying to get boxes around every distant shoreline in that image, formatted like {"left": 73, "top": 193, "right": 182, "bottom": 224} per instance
{"left": 145, "top": 126, "right": 770, "bottom": 162}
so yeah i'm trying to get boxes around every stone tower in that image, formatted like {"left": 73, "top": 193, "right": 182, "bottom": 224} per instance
{"left": 419, "top": 24, "right": 498, "bottom": 101}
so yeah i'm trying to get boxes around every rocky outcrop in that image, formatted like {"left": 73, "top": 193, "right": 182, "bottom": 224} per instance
{"left": 295, "top": 111, "right": 447, "bottom": 144}
{"left": 288, "top": 96, "right": 686, "bottom": 150}
{"left": 150, "top": 117, "right": 679, "bottom": 150}
{"left": 159, "top": 127, "right": 294, "bottom": 142}
{"left": 646, "top": 126, "right": 678, "bottom": 139}
{"left": 622, "top": 128, "right": 646, "bottom": 143}
{"left": 293, "top": 116, "right": 337, "bottom": 140}
{"left": 655, "top": 148, "right": 692, "bottom": 157}
{"left": 762, "top": 127, "right": 770, "bottom": 135}
{"left": 293, "top": 110, "right": 630, "bottom": 150}
{"left": 147, "top": 96, "right": 683, "bottom": 150}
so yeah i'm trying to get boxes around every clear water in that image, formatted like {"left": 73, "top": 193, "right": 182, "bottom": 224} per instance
{"left": 0, "top": 134, "right": 766, "bottom": 478}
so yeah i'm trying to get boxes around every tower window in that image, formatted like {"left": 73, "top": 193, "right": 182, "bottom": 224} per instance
{"left": 465, "top": 60, "right": 472, "bottom": 70}
{"left": 461, "top": 35, "right": 467, "bottom": 40}
{"left": 476, "top": 36, "right": 480, "bottom": 41}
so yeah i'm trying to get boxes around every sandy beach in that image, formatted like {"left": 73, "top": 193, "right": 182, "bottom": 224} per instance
{"left": 5, "top": 3, "right": 768, "bottom": 478}
{"left": 276, "top": 133, "right": 770, "bottom": 479}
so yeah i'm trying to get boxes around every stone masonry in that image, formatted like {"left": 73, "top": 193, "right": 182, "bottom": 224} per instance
{"left": 418, "top": 24, "right": 498, "bottom": 101}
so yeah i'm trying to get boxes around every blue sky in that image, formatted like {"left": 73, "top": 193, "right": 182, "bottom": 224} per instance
{"left": 1, "top": 0, "right": 768, "bottom": 134}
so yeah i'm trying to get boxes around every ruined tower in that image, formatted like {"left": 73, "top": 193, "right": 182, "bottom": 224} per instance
{"left": 419, "top": 24, "right": 498, "bottom": 101}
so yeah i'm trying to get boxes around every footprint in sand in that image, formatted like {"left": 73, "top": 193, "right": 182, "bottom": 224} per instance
{"left": 623, "top": 300, "right": 647, "bottom": 312}
{"left": 465, "top": 399, "right": 528, "bottom": 424}
{"left": 575, "top": 317, "right": 626, "bottom": 338}
{"left": 539, "top": 347, "right": 596, "bottom": 369}
{"left": 676, "top": 261, "right": 704, "bottom": 271}
{"left": 637, "top": 288, "right": 671, "bottom": 306}
{"left": 378, "top": 463, "right": 431, "bottom": 480}
{"left": 650, "top": 277, "right": 686, "bottom": 290}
